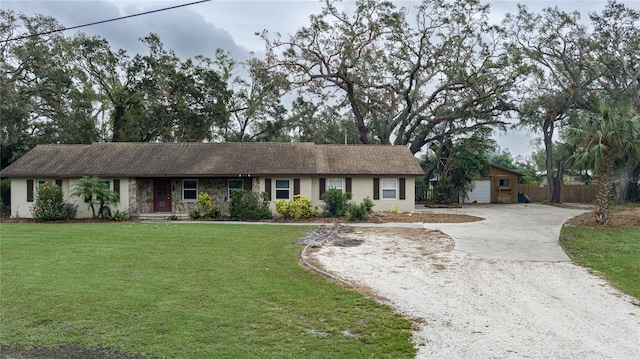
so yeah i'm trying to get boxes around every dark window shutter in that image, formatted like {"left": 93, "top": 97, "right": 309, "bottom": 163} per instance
{"left": 113, "top": 179, "right": 120, "bottom": 196}
{"left": 243, "top": 178, "right": 252, "bottom": 191}
{"left": 265, "top": 178, "right": 272, "bottom": 201}
{"left": 399, "top": 178, "right": 406, "bottom": 200}
{"left": 55, "top": 179, "right": 63, "bottom": 187}
{"left": 319, "top": 178, "right": 326, "bottom": 198}
{"left": 27, "top": 180, "right": 34, "bottom": 202}
{"left": 293, "top": 178, "right": 300, "bottom": 196}
{"left": 345, "top": 177, "right": 352, "bottom": 193}
{"left": 373, "top": 178, "right": 380, "bottom": 200}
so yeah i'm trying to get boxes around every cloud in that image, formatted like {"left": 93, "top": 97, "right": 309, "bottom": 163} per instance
{"left": 2, "top": 0, "right": 250, "bottom": 60}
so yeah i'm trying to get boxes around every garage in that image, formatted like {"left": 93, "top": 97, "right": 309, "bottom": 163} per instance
{"left": 462, "top": 180, "right": 491, "bottom": 203}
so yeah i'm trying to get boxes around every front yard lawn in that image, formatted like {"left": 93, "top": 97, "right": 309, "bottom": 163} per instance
{"left": 0, "top": 223, "right": 415, "bottom": 358}
{"left": 560, "top": 225, "right": 640, "bottom": 300}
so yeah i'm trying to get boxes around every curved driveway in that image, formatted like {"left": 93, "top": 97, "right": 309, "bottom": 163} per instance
{"left": 315, "top": 203, "right": 640, "bottom": 358}
{"left": 419, "top": 203, "right": 591, "bottom": 261}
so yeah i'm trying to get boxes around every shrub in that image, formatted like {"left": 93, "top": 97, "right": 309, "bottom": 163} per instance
{"left": 346, "top": 197, "right": 375, "bottom": 221}
{"left": 109, "top": 210, "right": 129, "bottom": 221}
{"left": 229, "top": 190, "right": 271, "bottom": 221}
{"left": 189, "top": 209, "right": 202, "bottom": 220}
{"left": 198, "top": 192, "right": 213, "bottom": 210}
{"left": 60, "top": 203, "right": 79, "bottom": 220}
{"left": 31, "top": 182, "right": 64, "bottom": 222}
{"left": 203, "top": 207, "right": 221, "bottom": 219}
{"left": 275, "top": 194, "right": 319, "bottom": 220}
{"left": 321, "top": 188, "right": 352, "bottom": 217}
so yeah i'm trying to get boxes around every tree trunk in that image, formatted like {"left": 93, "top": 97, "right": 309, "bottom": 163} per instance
{"left": 543, "top": 118, "right": 562, "bottom": 203}
{"left": 111, "top": 105, "right": 124, "bottom": 142}
{"left": 594, "top": 153, "right": 614, "bottom": 224}
{"left": 614, "top": 159, "right": 638, "bottom": 203}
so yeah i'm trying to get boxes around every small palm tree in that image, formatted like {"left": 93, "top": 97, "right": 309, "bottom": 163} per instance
{"left": 565, "top": 100, "right": 640, "bottom": 224}
{"left": 71, "top": 177, "right": 119, "bottom": 219}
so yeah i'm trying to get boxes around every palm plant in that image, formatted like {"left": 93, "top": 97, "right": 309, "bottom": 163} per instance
{"left": 565, "top": 100, "right": 640, "bottom": 224}
{"left": 70, "top": 177, "right": 119, "bottom": 219}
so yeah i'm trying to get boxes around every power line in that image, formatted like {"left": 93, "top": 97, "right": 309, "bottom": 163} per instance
{"left": 1, "top": 0, "right": 212, "bottom": 43}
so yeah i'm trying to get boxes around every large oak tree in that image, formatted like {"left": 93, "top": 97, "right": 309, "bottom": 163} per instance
{"left": 263, "top": 0, "right": 521, "bottom": 154}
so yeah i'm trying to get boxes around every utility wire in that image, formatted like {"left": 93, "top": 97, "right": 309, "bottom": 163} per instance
{"left": 1, "top": 0, "right": 212, "bottom": 43}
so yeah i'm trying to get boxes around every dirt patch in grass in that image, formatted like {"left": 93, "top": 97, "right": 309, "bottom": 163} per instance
{"left": 564, "top": 206, "right": 640, "bottom": 228}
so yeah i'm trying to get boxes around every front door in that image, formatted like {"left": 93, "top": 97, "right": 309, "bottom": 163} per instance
{"left": 153, "top": 179, "right": 172, "bottom": 212}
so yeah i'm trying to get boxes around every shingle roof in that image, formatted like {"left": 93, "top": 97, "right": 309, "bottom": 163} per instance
{"left": 0, "top": 142, "right": 424, "bottom": 178}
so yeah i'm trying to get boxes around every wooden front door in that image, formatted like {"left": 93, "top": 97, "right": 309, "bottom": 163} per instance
{"left": 153, "top": 179, "right": 172, "bottom": 212}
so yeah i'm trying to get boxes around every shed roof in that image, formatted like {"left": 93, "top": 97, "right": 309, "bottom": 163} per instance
{"left": 0, "top": 142, "right": 425, "bottom": 178}
{"left": 490, "top": 164, "right": 524, "bottom": 177}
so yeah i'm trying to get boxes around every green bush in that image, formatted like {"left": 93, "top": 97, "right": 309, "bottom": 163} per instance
{"left": 198, "top": 192, "right": 213, "bottom": 210}
{"left": 31, "top": 182, "right": 64, "bottom": 222}
{"left": 321, "top": 188, "right": 352, "bottom": 217}
{"left": 229, "top": 190, "right": 271, "bottom": 221}
{"left": 203, "top": 207, "right": 221, "bottom": 219}
{"left": 275, "top": 194, "right": 319, "bottom": 219}
{"left": 60, "top": 203, "right": 79, "bottom": 220}
{"left": 189, "top": 209, "right": 202, "bottom": 219}
{"left": 109, "top": 210, "right": 129, "bottom": 221}
{"left": 346, "top": 197, "right": 374, "bottom": 221}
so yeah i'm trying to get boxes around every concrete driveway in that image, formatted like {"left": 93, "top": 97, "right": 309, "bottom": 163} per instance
{"left": 418, "top": 203, "right": 591, "bottom": 262}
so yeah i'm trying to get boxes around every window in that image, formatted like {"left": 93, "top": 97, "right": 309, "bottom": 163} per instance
{"left": 228, "top": 179, "right": 244, "bottom": 198}
{"left": 275, "top": 179, "right": 290, "bottom": 200}
{"left": 499, "top": 179, "right": 510, "bottom": 187}
{"left": 182, "top": 179, "right": 198, "bottom": 200}
{"left": 382, "top": 179, "right": 397, "bottom": 199}
{"left": 327, "top": 178, "right": 343, "bottom": 192}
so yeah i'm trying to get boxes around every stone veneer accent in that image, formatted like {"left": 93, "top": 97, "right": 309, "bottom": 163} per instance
{"left": 130, "top": 177, "right": 259, "bottom": 215}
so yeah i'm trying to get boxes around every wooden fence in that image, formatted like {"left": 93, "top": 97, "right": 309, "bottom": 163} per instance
{"left": 518, "top": 184, "right": 596, "bottom": 203}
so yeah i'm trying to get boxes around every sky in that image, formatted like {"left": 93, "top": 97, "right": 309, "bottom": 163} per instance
{"left": 3, "top": 0, "right": 638, "bottom": 157}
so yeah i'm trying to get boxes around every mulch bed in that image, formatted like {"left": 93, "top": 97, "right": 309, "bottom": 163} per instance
{"left": 564, "top": 206, "right": 640, "bottom": 228}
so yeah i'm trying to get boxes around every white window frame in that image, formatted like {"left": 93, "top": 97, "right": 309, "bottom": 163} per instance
{"left": 327, "top": 178, "right": 344, "bottom": 192}
{"left": 228, "top": 178, "right": 244, "bottom": 199}
{"left": 382, "top": 178, "right": 397, "bottom": 199}
{"left": 274, "top": 179, "right": 291, "bottom": 200}
{"left": 182, "top": 179, "right": 198, "bottom": 201}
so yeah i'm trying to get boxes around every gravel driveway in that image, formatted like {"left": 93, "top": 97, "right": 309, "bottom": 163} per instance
{"left": 310, "top": 205, "right": 640, "bottom": 358}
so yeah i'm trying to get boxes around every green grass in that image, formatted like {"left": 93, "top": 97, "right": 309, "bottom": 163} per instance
{"left": 0, "top": 223, "right": 415, "bottom": 358}
{"left": 560, "top": 226, "right": 640, "bottom": 300}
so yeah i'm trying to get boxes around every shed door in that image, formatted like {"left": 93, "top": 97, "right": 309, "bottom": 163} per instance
{"left": 463, "top": 180, "right": 491, "bottom": 203}
{"left": 153, "top": 179, "right": 172, "bottom": 212}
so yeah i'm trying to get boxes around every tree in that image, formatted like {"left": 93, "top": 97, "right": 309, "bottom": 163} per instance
{"left": 263, "top": 0, "right": 520, "bottom": 154}
{"left": 70, "top": 177, "right": 119, "bottom": 219}
{"left": 215, "top": 50, "right": 290, "bottom": 142}
{"left": 565, "top": 100, "right": 640, "bottom": 223}
{"left": 488, "top": 150, "right": 518, "bottom": 171}
{"left": 1, "top": 11, "right": 97, "bottom": 168}
{"left": 73, "top": 33, "right": 231, "bottom": 143}
{"left": 422, "top": 129, "right": 495, "bottom": 203}
{"left": 588, "top": 2, "right": 640, "bottom": 202}
{"left": 504, "top": 5, "right": 598, "bottom": 203}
